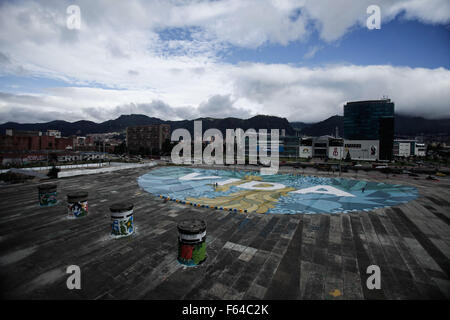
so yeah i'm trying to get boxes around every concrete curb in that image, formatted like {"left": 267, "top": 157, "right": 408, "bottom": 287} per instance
{"left": 57, "top": 162, "right": 157, "bottom": 178}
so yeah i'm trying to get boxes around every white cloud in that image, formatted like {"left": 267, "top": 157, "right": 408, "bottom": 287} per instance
{"left": 234, "top": 64, "right": 450, "bottom": 121}
{"left": 1, "top": 64, "right": 449, "bottom": 123}
{"left": 386, "top": 0, "right": 450, "bottom": 24}
{"left": 303, "top": 0, "right": 450, "bottom": 41}
{"left": 303, "top": 45, "right": 322, "bottom": 59}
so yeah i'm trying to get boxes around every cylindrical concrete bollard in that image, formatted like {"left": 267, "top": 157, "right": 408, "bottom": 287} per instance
{"left": 38, "top": 184, "right": 57, "bottom": 207}
{"left": 110, "top": 202, "right": 134, "bottom": 238}
{"left": 177, "top": 219, "right": 207, "bottom": 266}
{"left": 67, "top": 191, "right": 88, "bottom": 218}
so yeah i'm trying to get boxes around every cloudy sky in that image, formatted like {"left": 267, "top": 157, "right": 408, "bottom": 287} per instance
{"left": 0, "top": 0, "right": 449, "bottom": 124}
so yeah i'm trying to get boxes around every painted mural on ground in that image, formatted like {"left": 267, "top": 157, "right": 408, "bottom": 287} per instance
{"left": 137, "top": 167, "right": 418, "bottom": 214}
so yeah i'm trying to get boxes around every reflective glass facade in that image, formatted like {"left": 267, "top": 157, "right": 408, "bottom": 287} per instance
{"left": 343, "top": 99, "right": 394, "bottom": 160}
{"left": 343, "top": 100, "right": 394, "bottom": 140}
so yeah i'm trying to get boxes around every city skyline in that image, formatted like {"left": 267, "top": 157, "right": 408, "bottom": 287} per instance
{"left": 0, "top": 0, "right": 449, "bottom": 124}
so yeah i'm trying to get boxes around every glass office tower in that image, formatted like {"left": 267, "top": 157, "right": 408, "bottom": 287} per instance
{"left": 344, "top": 99, "right": 395, "bottom": 161}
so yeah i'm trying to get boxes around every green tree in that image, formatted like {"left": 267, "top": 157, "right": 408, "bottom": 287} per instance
{"left": 161, "top": 139, "right": 173, "bottom": 155}
{"left": 47, "top": 165, "right": 60, "bottom": 179}
{"left": 345, "top": 151, "right": 352, "bottom": 162}
{"left": 114, "top": 142, "right": 127, "bottom": 154}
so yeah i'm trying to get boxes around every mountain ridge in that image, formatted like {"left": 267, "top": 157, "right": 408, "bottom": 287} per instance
{"left": 1, "top": 114, "right": 449, "bottom": 137}
{"left": 0, "top": 114, "right": 296, "bottom": 136}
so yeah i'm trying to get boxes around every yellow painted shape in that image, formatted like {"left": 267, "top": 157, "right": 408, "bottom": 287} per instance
{"left": 256, "top": 204, "right": 269, "bottom": 214}
{"left": 246, "top": 203, "right": 259, "bottom": 212}
{"left": 263, "top": 194, "right": 278, "bottom": 202}
{"left": 215, "top": 175, "right": 262, "bottom": 192}
{"left": 253, "top": 183, "right": 275, "bottom": 188}
{"left": 329, "top": 289, "right": 342, "bottom": 297}
{"left": 187, "top": 175, "right": 295, "bottom": 214}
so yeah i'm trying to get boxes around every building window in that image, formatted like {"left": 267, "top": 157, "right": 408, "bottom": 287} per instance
{"left": 344, "top": 144, "right": 361, "bottom": 148}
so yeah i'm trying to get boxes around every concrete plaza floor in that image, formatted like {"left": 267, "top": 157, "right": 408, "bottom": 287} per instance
{"left": 0, "top": 165, "right": 449, "bottom": 299}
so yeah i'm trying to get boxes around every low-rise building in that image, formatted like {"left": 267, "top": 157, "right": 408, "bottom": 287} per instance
{"left": 298, "top": 136, "right": 382, "bottom": 161}
{"left": 126, "top": 124, "right": 170, "bottom": 154}
{"left": 393, "top": 140, "right": 426, "bottom": 157}
{"left": 0, "top": 135, "right": 73, "bottom": 152}
{"left": 5, "top": 129, "right": 42, "bottom": 136}
{"left": 0, "top": 153, "right": 47, "bottom": 166}
{"left": 45, "top": 130, "right": 61, "bottom": 138}
{"left": 343, "top": 140, "right": 379, "bottom": 161}
{"left": 57, "top": 152, "right": 105, "bottom": 162}
{"left": 299, "top": 136, "right": 344, "bottom": 159}
{"left": 0, "top": 151, "right": 107, "bottom": 166}
{"left": 280, "top": 135, "right": 300, "bottom": 158}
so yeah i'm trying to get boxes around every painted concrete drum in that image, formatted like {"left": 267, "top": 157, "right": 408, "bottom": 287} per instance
{"left": 67, "top": 191, "right": 88, "bottom": 218}
{"left": 177, "top": 219, "right": 207, "bottom": 266}
{"left": 110, "top": 202, "right": 134, "bottom": 238}
{"left": 38, "top": 184, "right": 57, "bottom": 207}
